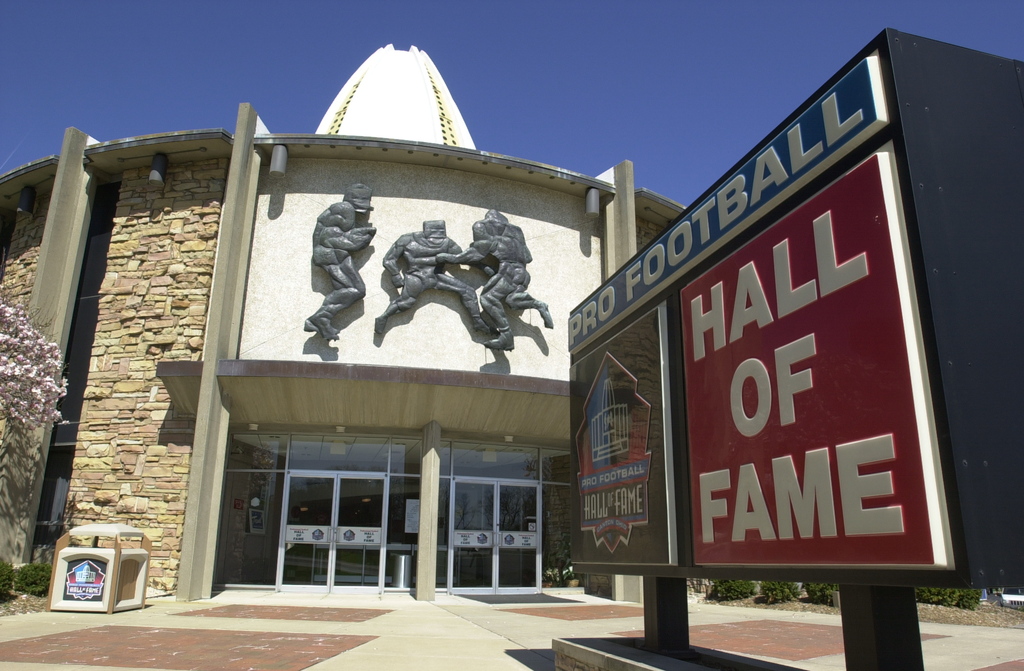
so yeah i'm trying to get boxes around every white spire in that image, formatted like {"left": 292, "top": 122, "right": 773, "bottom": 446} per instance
{"left": 317, "top": 45, "right": 476, "bottom": 149}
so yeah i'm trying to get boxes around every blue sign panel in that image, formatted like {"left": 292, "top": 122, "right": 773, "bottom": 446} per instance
{"left": 569, "top": 55, "right": 888, "bottom": 352}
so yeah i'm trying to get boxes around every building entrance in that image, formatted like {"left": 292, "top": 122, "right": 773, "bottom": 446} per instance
{"left": 449, "top": 479, "right": 540, "bottom": 593}
{"left": 278, "top": 472, "right": 386, "bottom": 592}
{"left": 217, "top": 434, "right": 567, "bottom": 595}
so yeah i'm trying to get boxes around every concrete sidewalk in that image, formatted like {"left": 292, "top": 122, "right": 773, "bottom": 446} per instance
{"left": 0, "top": 590, "right": 1020, "bottom": 671}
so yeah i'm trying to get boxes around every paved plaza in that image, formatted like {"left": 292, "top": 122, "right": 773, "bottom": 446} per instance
{"left": 0, "top": 591, "right": 1021, "bottom": 670}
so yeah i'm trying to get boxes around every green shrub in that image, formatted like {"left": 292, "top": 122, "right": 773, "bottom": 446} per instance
{"left": 0, "top": 561, "right": 14, "bottom": 599}
{"left": 915, "top": 587, "right": 982, "bottom": 610}
{"left": 804, "top": 583, "right": 839, "bottom": 606}
{"left": 14, "top": 563, "right": 52, "bottom": 597}
{"left": 760, "top": 581, "right": 800, "bottom": 604}
{"left": 710, "top": 579, "right": 758, "bottom": 601}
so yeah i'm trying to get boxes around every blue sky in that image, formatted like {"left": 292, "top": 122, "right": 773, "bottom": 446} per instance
{"left": 2, "top": 1, "right": 1022, "bottom": 207}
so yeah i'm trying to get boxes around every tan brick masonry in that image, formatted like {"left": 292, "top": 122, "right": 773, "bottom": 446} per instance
{"left": 68, "top": 160, "right": 225, "bottom": 591}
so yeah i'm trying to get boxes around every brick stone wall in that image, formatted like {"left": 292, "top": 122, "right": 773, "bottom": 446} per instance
{"left": 2, "top": 193, "right": 50, "bottom": 299}
{"left": 635, "top": 215, "right": 664, "bottom": 250}
{"left": 68, "top": 159, "right": 225, "bottom": 591}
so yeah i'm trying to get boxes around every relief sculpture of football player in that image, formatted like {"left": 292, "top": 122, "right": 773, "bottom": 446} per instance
{"left": 304, "top": 183, "right": 377, "bottom": 341}
{"left": 437, "top": 209, "right": 553, "bottom": 351}
{"left": 374, "top": 220, "right": 491, "bottom": 336}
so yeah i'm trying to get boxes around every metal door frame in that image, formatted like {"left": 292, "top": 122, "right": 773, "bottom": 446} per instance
{"left": 447, "top": 477, "right": 541, "bottom": 595}
{"left": 276, "top": 470, "right": 389, "bottom": 593}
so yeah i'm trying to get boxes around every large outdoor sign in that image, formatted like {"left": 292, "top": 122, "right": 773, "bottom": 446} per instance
{"left": 569, "top": 55, "right": 888, "bottom": 353}
{"left": 571, "top": 30, "right": 1024, "bottom": 588}
{"left": 681, "top": 151, "right": 951, "bottom": 567}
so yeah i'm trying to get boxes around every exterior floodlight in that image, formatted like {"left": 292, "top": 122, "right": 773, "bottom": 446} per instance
{"left": 270, "top": 144, "right": 288, "bottom": 177}
{"left": 149, "top": 153, "right": 168, "bottom": 185}
{"left": 585, "top": 187, "right": 600, "bottom": 219}
{"left": 17, "top": 186, "right": 36, "bottom": 214}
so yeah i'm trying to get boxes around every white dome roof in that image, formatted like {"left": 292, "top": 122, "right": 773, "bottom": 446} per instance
{"left": 317, "top": 45, "right": 475, "bottom": 149}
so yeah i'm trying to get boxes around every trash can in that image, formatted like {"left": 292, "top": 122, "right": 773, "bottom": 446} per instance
{"left": 48, "top": 523, "right": 151, "bottom": 613}
{"left": 390, "top": 553, "right": 412, "bottom": 589}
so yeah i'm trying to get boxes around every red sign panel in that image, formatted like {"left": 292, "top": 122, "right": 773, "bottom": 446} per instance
{"left": 681, "top": 153, "right": 949, "bottom": 567}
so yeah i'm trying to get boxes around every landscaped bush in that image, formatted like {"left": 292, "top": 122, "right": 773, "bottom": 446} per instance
{"left": 760, "top": 581, "right": 800, "bottom": 604}
{"left": 14, "top": 563, "right": 52, "bottom": 597}
{"left": 804, "top": 582, "right": 839, "bottom": 606}
{"left": 710, "top": 579, "right": 758, "bottom": 601}
{"left": 915, "top": 587, "right": 982, "bottom": 610}
{"left": 0, "top": 561, "right": 14, "bottom": 599}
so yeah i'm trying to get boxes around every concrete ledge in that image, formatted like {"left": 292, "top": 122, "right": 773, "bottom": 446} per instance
{"left": 554, "top": 638, "right": 706, "bottom": 671}
{"left": 553, "top": 638, "right": 802, "bottom": 671}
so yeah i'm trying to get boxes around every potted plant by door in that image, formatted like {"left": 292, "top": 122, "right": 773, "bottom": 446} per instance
{"left": 542, "top": 567, "right": 559, "bottom": 588}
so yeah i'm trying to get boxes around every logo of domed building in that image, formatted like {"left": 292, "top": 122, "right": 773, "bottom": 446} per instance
{"left": 576, "top": 353, "right": 652, "bottom": 552}
{"left": 65, "top": 559, "right": 106, "bottom": 601}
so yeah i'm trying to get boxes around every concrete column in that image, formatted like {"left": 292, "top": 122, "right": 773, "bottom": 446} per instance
{"left": 601, "top": 159, "right": 640, "bottom": 601}
{"left": 176, "top": 104, "right": 262, "bottom": 601}
{"left": 613, "top": 574, "right": 644, "bottom": 603}
{"left": 415, "top": 420, "right": 441, "bottom": 601}
{"left": 602, "top": 160, "right": 637, "bottom": 278}
{"left": 0, "top": 128, "right": 95, "bottom": 563}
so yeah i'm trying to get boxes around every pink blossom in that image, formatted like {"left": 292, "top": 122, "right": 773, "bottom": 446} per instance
{"left": 0, "top": 297, "right": 66, "bottom": 428}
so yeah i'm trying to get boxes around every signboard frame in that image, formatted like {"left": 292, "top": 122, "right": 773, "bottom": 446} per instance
{"left": 570, "top": 304, "right": 678, "bottom": 568}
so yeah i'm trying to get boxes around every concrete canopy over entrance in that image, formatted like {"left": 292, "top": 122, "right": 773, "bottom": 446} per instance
{"left": 158, "top": 360, "right": 569, "bottom": 441}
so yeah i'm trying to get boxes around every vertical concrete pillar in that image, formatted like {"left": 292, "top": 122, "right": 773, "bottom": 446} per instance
{"left": 602, "top": 160, "right": 637, "bottom": 278}
{"left": 613, "top": 574, "right": 644, "bottom": 603}
{"left": 601, "top": 159, "right": 642, "bottom": 602}
{"left": 0, "top": 128, "right": 95, "bottom": 563}
{"left": 176, "top": 104, "right": 262, "bottom": 601}
{"left": 415, "top": 420, "right": 441, "bottom": 601}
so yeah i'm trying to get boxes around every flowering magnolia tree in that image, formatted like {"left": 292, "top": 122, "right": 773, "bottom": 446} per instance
{"left": 0, "top": 296, "right": 66, "bottom": 428}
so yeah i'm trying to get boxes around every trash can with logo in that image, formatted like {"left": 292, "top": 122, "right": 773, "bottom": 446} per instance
{"left": 48, "top": 523, "right": 151, "bottom": 613}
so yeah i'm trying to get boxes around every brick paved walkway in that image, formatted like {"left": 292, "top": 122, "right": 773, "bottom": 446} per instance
{"left": 0, "top": 625, "right": 375, "bottom": 671}
{"left": 504, "top": 604, "right": 644, "bottom": 620}
{"left": 174, "top": 604, "right": 390, "bottom": 622}
{"left": 615, "top": 620, "right": 948, "bottom": 662}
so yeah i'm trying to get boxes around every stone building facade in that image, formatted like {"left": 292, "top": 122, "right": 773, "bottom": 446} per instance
{"left": 0, "top": 48, "right": 682, "bottom": 598}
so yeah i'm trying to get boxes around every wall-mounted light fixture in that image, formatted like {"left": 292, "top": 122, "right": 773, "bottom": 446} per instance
{"left": 585, "top": 187, "right": 600, "bottom": 219}
{"left": 17, "top": 186, "right": 36, "bottom": 214}
{"left": 270, "top": 144, "right": 288, "bottom": 177}
{"left": 149, "top": 153, "right": 168, "bottom": 185}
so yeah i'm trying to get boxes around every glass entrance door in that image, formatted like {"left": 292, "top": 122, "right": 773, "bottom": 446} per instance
{"left": 278, "top": 473, "right": 386, "bottom": 592}
{"left": 450, "top": 480, "right": 540, "bottom": 593}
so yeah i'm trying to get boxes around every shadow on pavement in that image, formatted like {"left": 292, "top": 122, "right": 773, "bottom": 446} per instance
{"left": 463, "top": 593, "right": 585, "bottom": 605}
{"left": 505, "top": 648, "right": 555, "bottom": 670}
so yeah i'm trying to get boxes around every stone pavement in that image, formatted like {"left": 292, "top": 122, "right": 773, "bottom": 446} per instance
{"left": 0, "top": 590, "right": 1020, "bottom": 671}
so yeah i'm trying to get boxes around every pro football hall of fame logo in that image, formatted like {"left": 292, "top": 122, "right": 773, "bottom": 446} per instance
{"left": 576, "top": 353, "right": 652, "bottom": 552}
